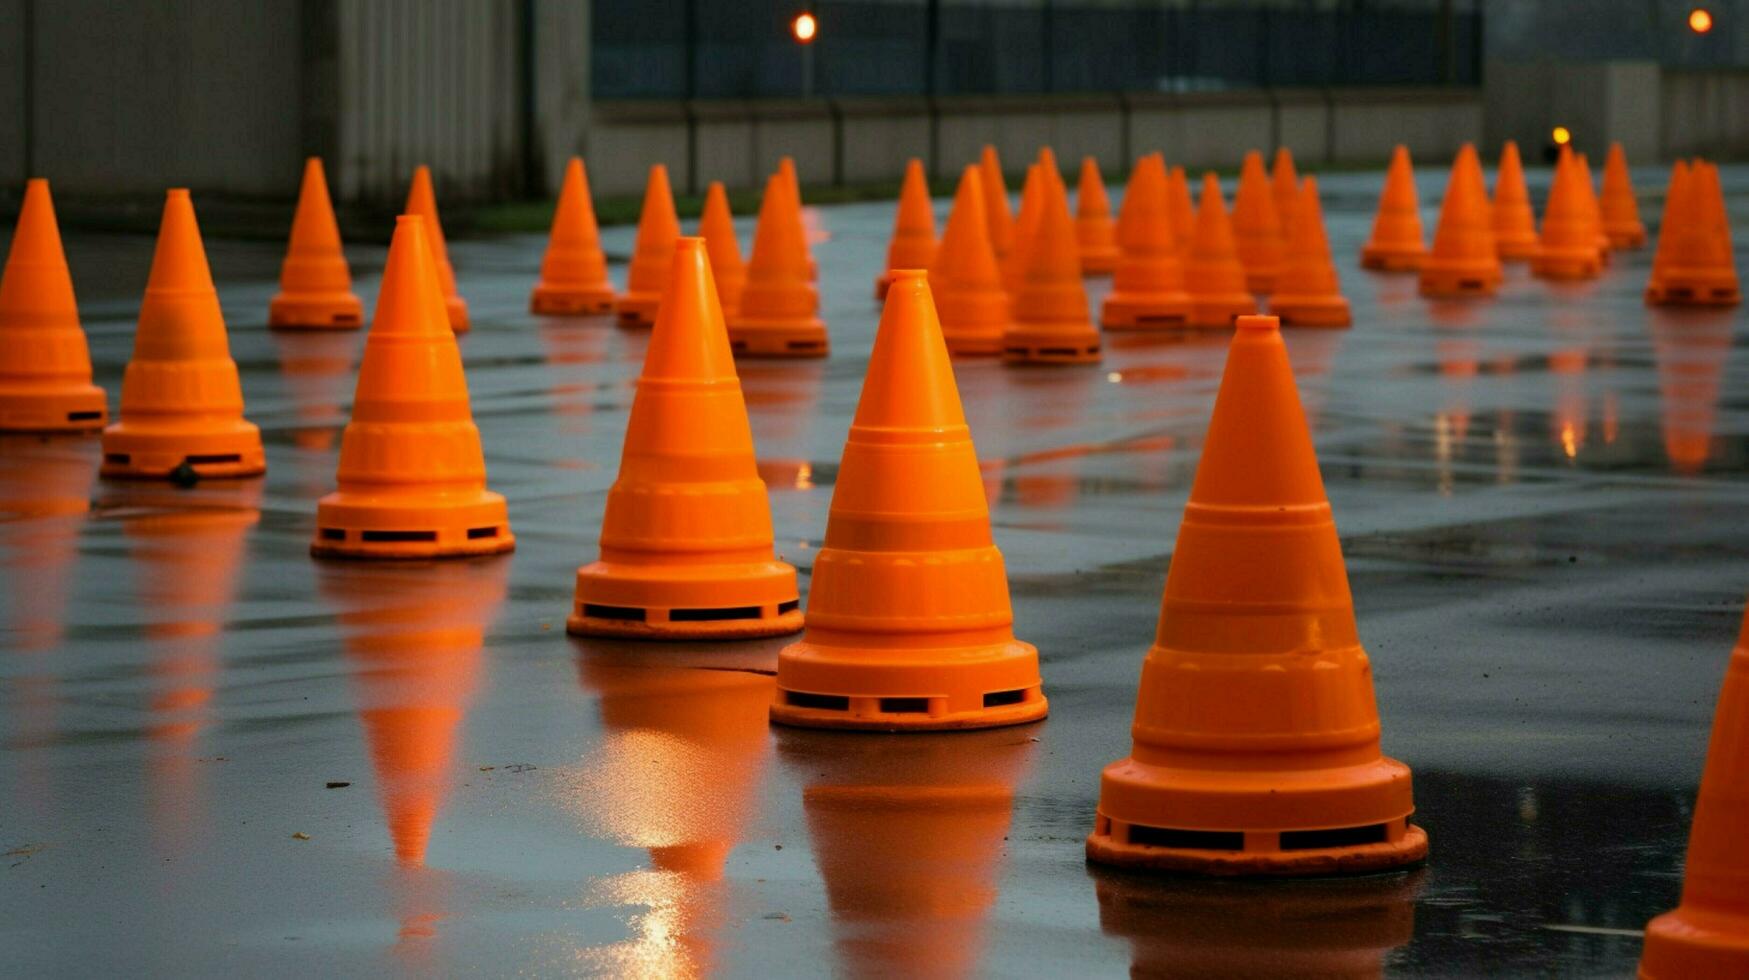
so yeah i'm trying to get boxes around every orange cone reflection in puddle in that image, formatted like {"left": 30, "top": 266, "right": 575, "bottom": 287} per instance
{"left": 1651, "top": 311, "right": 1733, "bottom": 475}
{"left": 111, "top": 480, "right": 260, "bottom": 852}
{"left": 568, "top": 653, "right": 774, "bottom": 977}
{"left": 539, "top": 316, "right": 610, "bottom": 437}
{"left": 0, "top": 436, "right": 96, "bottom": 653}
{"left": 271, "top": 329, "right": 358, "bottom": 453}
{"left": 782, "top": 728, "right": 1035, "bottom": 979}
{"left": 1095, "top": 869, "right": 1422, "bottom": 979}
{"left": 322, "top": 558, "right": 508, "bottom": 866}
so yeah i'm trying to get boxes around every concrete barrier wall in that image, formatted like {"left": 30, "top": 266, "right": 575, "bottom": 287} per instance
{"left": 1662, "top": 70, "right": 1749, "bottom": 161}
{"left": 587, "top": 88, "right": 1485, "bottom": 197}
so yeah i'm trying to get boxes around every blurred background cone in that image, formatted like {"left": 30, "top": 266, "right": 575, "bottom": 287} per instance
{"left": 269, "top": 158, "right": 363, "bottom": 330}
{"left": 1640, "top": 606, "right": 1749, "bottom": 978}
{"left": 728, "top": 172, "right": 829, "bottom": 357}
{"left": 1270, "top": 177, "right": 1352, "bottom": 327}
{"left": 531, "top": 157, "right": 615, "bottom": 315}
{"left": 1233, "top": 151, "right": 1286, "bottom": 293}
{"left": 1360, "top": 145, "right": 1426, "bottom": 271}
{"left": 979, "top": 146, "right": 1014, "bottom": 261}
{"left": 404, "top": 165, "right": 468, "bottom": 332}
{"left": 697, "top": 181, "right": 746, "bottom": 316}
{"left": 1601, "top": 142, "right": 1647, "bottom": 249}
{"left": 1491, "top": 141, "right": 1539, "bottom": 261}
{"left": 1575, "top": 152, "right": 1611, "bottom": 260}
{"left": 774, "top": 271, "right": 1047, "bottom": 730}
{"left": 1087, "top": 315, "right": 1426, "bottom": 876}
{"left": 1003, "top": 172, "right": 1102, "bottom": 364}
{"left": 1166, "top": 165, "right": 1196, "bottom": 259}
{"left": 1418, "top": 144, "right": 1501, "bottom": 298}
{"left": 1075, "top": 157, "right": 1119, "bottom": 276}
{"left": 102, "top": 189, "right": 263, "bottom": 480}
{"left": 1531, "top": 148, "right": 1603, "bottom": 281}
{"left": 616, "top": 164, "right": 680, "bottom": 326}
{"left": 1002, "top": 163, "right": 1046, "bottom": 295}
{"left": 1184, "top": 173, "right": 1258, "bottom": 328}
{"left": 876, "top": 158, "right": 938, "bottom": 301}
{"left": 311, "top": 215, "right": 513, "bottom": 559}
{"left": 1271, "top": 148, "right": 1300, "bottom": 238}
{"left": 570, "top": 238, "right": 801, "bottom": 639}
{"left": 1101, "top": 155, "right": 1191, "bottom": 330}
{"left": 1646, "top": 160, "right": 1740, "bottom": 307}
{"left": 929, "top": 166, "right": 1011, "bottom": 356}
{"left": 0, "top": 178, "right": 107, "bottom": 431}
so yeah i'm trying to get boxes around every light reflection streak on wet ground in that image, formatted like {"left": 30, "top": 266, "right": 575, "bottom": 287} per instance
{"left": 1, "top": 165, "right": 1745, "bottom": 976}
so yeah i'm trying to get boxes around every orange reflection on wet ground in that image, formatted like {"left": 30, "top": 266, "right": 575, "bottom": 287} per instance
{"left": 1651, "top": 310, "right": 1734, "bottom": 475}
{"left": 779, "top": 727, "right": 1037, "bottom": 980}
{"left": 1095, "top": 869, "right": 1423, "bottom": 979}
{"left": 565, "top": 649, "right": 775, "bottom": 979}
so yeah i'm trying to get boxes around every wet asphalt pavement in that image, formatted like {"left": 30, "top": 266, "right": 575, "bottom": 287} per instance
{"left": 1, "top": 164, "right": 1745, "bottom": 977}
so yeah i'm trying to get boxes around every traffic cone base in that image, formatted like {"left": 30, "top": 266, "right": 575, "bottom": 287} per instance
{"left": 0, "top": 179, "right": 109, "bottom": 431}
{"left": 269, "top": 291, "right": 364, "bottom": 329}
{"left": 313, "top": 214, "right": 513, "bottom": 560}
{"left": 1101, "top": 294, "right": 1190, "bottom": 331}
{"left": 1359, "top": 246, "right": 1424, "bottom": 272}
{"left": 1002, "top": 326, "right": 1103, "bottom": 364}
{"left": 1530, "top": 247, "right": 1601, "bottom": 281}
{"left": 772, "top": 641, "right": 1048, "bottom": 731}
{"left": 103, "top": 189, "right": 264, "bottom": 480}
{"left": 1270, "top": 294, "right": 1352, "bottom": 328}
{"left": 1643, "top": 908, "right": 1749, "bottom": 979}
{"left": 1647, "top": 278, "right": 1741, "bottom": 307}
{"left": 727, "top": 316, "right": 830, "bottom": 358}
{"left": 532, "top": 283, "right": 614, "bottom": 316}
{"left": 568, "top": 573, "right": 803, "bottom": 640}
{"left": 1087, "top": 795, "right": 1427, "bottom": 877}
{"left": 311, "top": 494, "right": 513, "bottom": 559}
{"left": 1086, "top": 314, "right": 1423, "bottom": 877}
{"left": 101, "top": 424, "right": 265, "bottom": 481}
{"left": 775, "top": 270, "right": 1047, "bottom": 730}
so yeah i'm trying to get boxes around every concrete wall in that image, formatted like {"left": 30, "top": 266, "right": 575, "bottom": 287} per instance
{"left": 1662, "top": 70, "right": 1749, "bottom": 161}
{"left": 10, "top": 0, "right": 305, "bottom": 197}
{"left": 585, "top": 87, "right": 1486, "bottom": 197}
{"left": 1485, "top": 60, "right": 1662, "bottom": 164}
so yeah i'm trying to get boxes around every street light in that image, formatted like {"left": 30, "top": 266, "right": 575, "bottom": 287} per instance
{"left": 792, "top": 11, "right": 818, "bottom": 99}
{"left": 1551, "top": 126, "right": 1572, "bottom": 147}
{"left": 1689, "top": 7, "right": 1714, "bottom": 33}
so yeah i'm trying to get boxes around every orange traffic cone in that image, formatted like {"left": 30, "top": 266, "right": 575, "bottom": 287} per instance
{"left": 404, "top": 165, "right": 468, "bottom": 332}
{"left": 778, "top": 156, "right": 820, "bottom": 282}
{"left": 312, "top": 214, "right": 513, "bottom": 558}
{"left": 1002, "top": 163, "right": 1045, "bottom": 295}
{"left": 0, "top": 178, "right": 107, "bottom": 432}
{"left": 1003, "top": 173, "right": 1103, "bottom": 364}
{"left": 773, "top": 271, "right": 1048, "bottom": 730}
{"left": 1166, "top": 165, "right": 1195, "bottom": 258}
{"left": 980, "top": 145, "right": 1015, "bottom": 261}
{"left": 1640, "top": 606, "right": 1749, "bottom": 978}
{"left": 1087, "top": 314, "right": 1427, "bottom": 876}
{"left": 1272, "top": 148, "right": 1301, "bottom": 234}
{"left": 1075, "top": 157, "right": 1120, "bottom": 276}
{"left": 1184, "top": 174, "right": 1258, "bottom": 329}
{"left": 570, "top": 237, "right": 802, "bottom": 639}
{"left": 1647, "top": 160, "right": 1740, "bottom": 307}
{"left": 531, "top": 156, "right": 615, "bottom": 315}
{"left": 1234, "top": 151, "right": 1286, "bottom": 293}
{"left": 1418, "top": 144, "right": 1501, "bottom": 298}
{"left": 876, "top": 158, "right": 938, "bottom": 300}
{"left": 1601, "top": 142, "right": 1647, "bottom": 249}
{"left": 1532, "top": 149, "right": 1603, "bottom": 281}
{"left": 728, "top": 172, "right": 829, "bottom": 357}
{"left": 1360, "top": 145, "right": 1427, "bottom": 271}
{"left": 102, "top": 190, "right": 263, "bottom": 480}
{"left": 1576, "top": 152, "right": 1611, "bottom": 259}
{"left": 1101, "top": 154, "right": 1191, "bottom": 330}
{"left": 324, "top": 559, "right": 506, "bottom": 866}
{"left": 269, "top": 158, "right": 363, "bottom": 330}
{"left": 697, "top": 180, "right": 746, "bottom": 315}
{"left": 1270, "top": 177, "right": 1351, "bottom": 327}
{"left": 1492, "top": 141, "right": 1539, "bottom": 261}
{"left": 616, "top": 164, "right": 681, "bottom": 326}
{"left": 929, "top": 165, "right": 1011, "bottom": 355}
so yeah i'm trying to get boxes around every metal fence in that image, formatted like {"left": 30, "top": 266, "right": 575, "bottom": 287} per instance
{"left": 593, "top": 0, "right": 1484, "bottom": 100}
